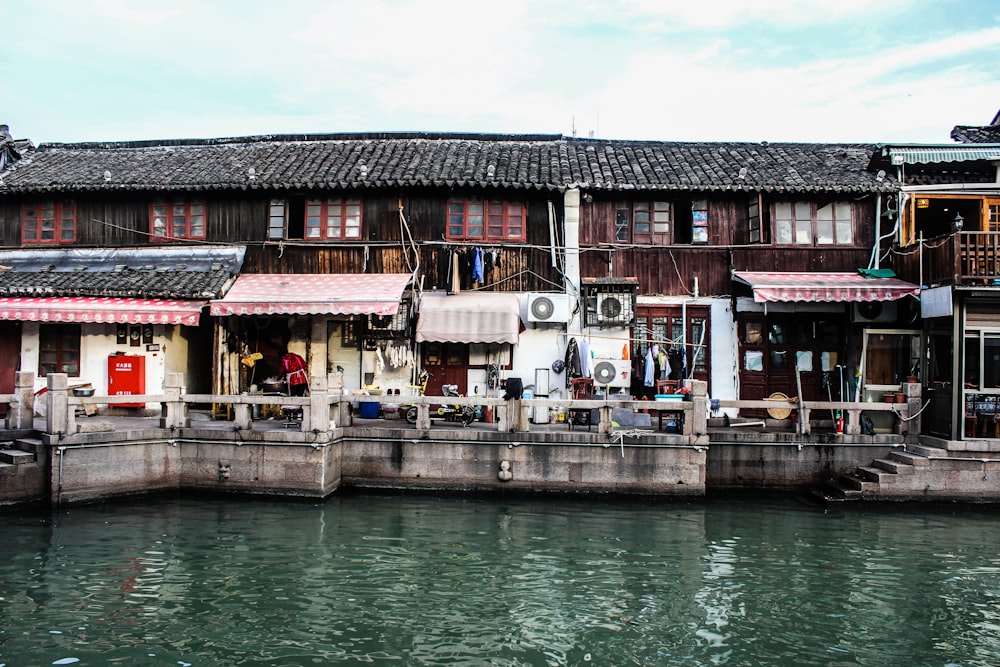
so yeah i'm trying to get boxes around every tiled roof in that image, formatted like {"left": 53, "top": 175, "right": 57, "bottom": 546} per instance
{"left": 0, "top": 246, "right": 244, "bottom": 299}
{"left": 951, "top": 125, "right": 1000, "bottom": 144}
{"left": 0, "top": 132, "right": 890, "bottom": 195}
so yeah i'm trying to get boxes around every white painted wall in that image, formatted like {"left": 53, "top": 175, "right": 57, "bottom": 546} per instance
{"left": 22, "top": 322, "right": 178, "bottom": 408}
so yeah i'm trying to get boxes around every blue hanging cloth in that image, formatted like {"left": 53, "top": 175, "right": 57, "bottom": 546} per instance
{"left": 472, "top": 247, "right": 484, "bottom": 283}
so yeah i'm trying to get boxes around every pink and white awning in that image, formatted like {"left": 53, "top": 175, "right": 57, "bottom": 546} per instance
{"left": 0, "top": 297, "right": 206, "bottom": 325}
{"left": 209, "top": 273, "right": 412, "bottom": 317}
{"left": 732, "top": 271, "right": 921, "bottom": 303}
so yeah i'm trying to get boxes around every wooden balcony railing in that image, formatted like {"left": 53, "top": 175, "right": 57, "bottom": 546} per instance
{"left": 894, "top": 232, "right": 1000, "bottom": 287}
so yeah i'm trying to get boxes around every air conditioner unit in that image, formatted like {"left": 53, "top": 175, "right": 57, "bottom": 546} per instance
{"left": 591, "top": 358, "right": 631, "bottom": 389}
{"left": 527, "top": 293, "right": 571, "bottom": 323}
{"left": 368, "top": 308, "right": 408, "bottom": 333}
{"left": 852, "top": 301, "right": 897, "bottom": 324}
{"left": 596, "top": 293, "right": 634, "bottom": 326}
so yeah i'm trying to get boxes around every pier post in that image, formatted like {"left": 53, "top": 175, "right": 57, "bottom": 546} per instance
{"left": 307, "top": 375, "right": 329, "bottom": 432}
{"left": 685, "top": 379, "right": 708, "bottom": 441}
{"left": 160, "top": 372, "right": 188, "bottom": 429}
{"left": 10, "top": 371, "right": 34, "bottom": 430}
{"left": 46, "top": 373, "right": 71, "bottom": 437}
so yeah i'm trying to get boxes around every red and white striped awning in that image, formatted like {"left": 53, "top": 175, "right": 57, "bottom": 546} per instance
{"left": 0, "top": 297, "right": 206, "bottom": 325}
{"left": 733, "top": 272, "right": 921, "bottom": 303}
{"left": 209, "top": 273, "right": 411, "bottom": 317}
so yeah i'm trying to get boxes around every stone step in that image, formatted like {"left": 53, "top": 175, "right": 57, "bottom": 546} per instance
{"left": 840, "top": 473, "right": 867, "bottom": 491}
{"left": 857, "top": 466, "right": 886, "bottom": 483}
{"left": 873, "top": 458, "right": 915, "bottom": 475}
{"left": 0, "top": 449, "right": 34, "bottom": 465}
{"left": 907, "top": 444, "right": 948, "bottom": 458}
{"left": 14, "top": 438, "right": 45, "bottom": 456}
{"left": 0, "top": 461, "right": 17, "bottom": 475}
{"left": 890, "top": 451, "right": 930, "bottom": 467}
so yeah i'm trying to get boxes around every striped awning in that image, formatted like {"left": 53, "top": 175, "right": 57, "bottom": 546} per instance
{"left": 733, "top": 272, "right": 921, "bottom": 303}
{"left": 886, "top": 146, "right": 1000, "bottom": 165}
{"left": 210, "top": 273, "right": 411, "bottom": 316}
{"left": 416, "top": 293, "right": 521, "bottom": 344}
{"left": 0, "top": 296, "right": 206, "bottom": 325}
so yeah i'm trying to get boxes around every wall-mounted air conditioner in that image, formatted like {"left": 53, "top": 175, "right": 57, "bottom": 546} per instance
{"left": 852, "top": 301, "right": 897, "bottom": 324}
{"left": 591, "top": 358, "right": 631, "bottom": 389}
{"left": 596, "top": 293, "right": 634, "bottom": 327}
{"left": 527, "top": 293, "right": 571, "bottom": 323}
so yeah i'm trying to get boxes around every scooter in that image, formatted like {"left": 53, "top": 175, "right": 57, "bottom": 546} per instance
{"left": 404, "top": 372, "right": 476, "bottom": 427}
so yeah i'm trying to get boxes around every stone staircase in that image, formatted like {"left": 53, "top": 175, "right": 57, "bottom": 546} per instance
{"left": 0, "top": 438, "right": 47, "bottom": 504}
{"left": 810, "top": 443, "right": 961, "bottom": 503}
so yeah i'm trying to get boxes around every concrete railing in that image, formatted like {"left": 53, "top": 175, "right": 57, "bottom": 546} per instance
{"left": 26, "top": 373, "right": 919, "bottom": 440}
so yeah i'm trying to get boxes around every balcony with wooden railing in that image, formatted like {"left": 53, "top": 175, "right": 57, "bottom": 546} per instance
{"left": 893, "top": 231, "right": 1000, "bottom": 287}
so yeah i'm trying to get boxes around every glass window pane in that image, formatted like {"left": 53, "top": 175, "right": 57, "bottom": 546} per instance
{"left": 816, "top": 219, "right": 833, "bottom": 244}
{"left": 795, "top": 219, "right": 812, "bottom": 244}
{"left": 745, "top": 350, "right": 764, "bottom": 371}
{"left": 836, "top": 221, "right": 852, "bottom": 244}
{"left": 771, "top": 350, "right": 788, "bottom": 371}
{"left": 985, "top": 335, "right": 1000, "bottom": 388}
{"left": 776, "top": 220, "right": 792, "bottom": 244}
{"left": 964, "top": 334, "right": 981, "bottom": 388}
{"left": 817, "top": 203, "right": 833, "bottom": 221}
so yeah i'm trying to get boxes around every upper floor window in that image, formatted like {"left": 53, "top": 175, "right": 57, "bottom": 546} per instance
{"left": 774, "top": 201, "right": 853, "bottom": 246}
{"left": 615, "top": 201, "right": 671, "bottom": 244}
{"left": 447, "top": 198, "right": 525, "bottom": 241}
{"left": 748, "top": 198, "right": 762, "bottom": 243}
{"left": 22, "top": 201, "right": 76, "bottom": 245}
{"left": 150, "top": 199, "right": 206, "bottom": 240}
{"left": 39, "top": 324, "right": 81, "bottom": 377}
{"left": 306, "top": 198, "right": 362, "bottom": 240}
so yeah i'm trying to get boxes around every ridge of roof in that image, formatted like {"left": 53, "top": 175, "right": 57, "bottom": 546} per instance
{"left": 36, "top": 131, "right": 568, "bottom": 151}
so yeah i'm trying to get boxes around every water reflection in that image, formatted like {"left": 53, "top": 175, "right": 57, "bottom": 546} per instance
{"left": 2, "top": 495, "right": 1000, "bottom": 665}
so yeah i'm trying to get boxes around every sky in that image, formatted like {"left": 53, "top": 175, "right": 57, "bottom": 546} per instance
{"left": 2, "top": 0, "right": 999, "bottom": 146}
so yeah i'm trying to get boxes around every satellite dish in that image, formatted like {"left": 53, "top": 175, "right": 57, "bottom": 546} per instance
{"left": 530, "top": 296, "right": 555, "bottom": 320}
{"left": 593, "top": 361, "right": 617, "bottom": 385}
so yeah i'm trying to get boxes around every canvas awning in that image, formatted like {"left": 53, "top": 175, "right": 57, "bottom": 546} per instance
{"left": 732, "top": 271, "right": 921, "bottom": 303}
{"left": 415, "top": 293, "right": 521, "bottom": 344}
{"left": 209, "top": 273, "right": 411, "bottom": 317}
{"left": 0, "top": 296, "right": 206, "bottom": 325}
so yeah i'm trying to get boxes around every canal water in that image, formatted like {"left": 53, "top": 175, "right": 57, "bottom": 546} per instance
{"left": 2, "top": 493, "right": 999, "bottom": 667}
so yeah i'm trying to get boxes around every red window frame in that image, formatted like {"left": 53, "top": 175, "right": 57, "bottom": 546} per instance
{"left": 447, "top": 198, "right": 525, "bottom": 241}
{"left": 22, "top": 201, "right": 77, "bottom": 245}
{"left": 616, "top": 201, "right": 671, "bottom": 244}
{"left": 150, "top": 200, "right": 206, "bottom": 240}
{"left": 38, "top": 324, "right": 81, "bottom": 377}
{"left": 305, "top": 198, "right": 363, "bottom": 240}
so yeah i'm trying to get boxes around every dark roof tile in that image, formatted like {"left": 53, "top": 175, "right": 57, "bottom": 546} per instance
{"left": 0, "top": 132, "right": 889, "bottom": 196}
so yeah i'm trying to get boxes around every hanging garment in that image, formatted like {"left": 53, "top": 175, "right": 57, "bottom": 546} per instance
{"left": 281, "top": 352, "right": 309, "bottom": 396}
{"left": 644, "top": 348, "right": 655, "bottom": 387}
{"left": 579, "top": 337, "right": 591, "bottom": 377}
{"left": 564, "top": 337, "right": 582, "bottom": 388}
{"left": 472, "top": 247, "right": 484, "bottom": 283}
{"left": 450, "top": 250, "right": 461, "bottom": 294}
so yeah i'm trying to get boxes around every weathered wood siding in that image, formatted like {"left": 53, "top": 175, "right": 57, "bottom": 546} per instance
{"left": 0, "top": 189, "right": 564, "bottom": 293}
{"left": 579, "top": 195, "right": 877, "bottom": 297}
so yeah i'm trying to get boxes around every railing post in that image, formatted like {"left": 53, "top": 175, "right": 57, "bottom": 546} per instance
{"left": 307, "top": 374, "right": 329, "bottom": 432}
{"left": 902, "top": 381, "right": 922, "bottom": 436}
{"left": 160, "top": 372, "right": 187, "bottom": 429}
{"left": 46, "top": 373, "right": 72, "bottom": 437}
{"left": 684, "top": 379, "right": 708, "bottom": 441}
{"left": 10, "top": 371, "right": 35, "bottom": 430}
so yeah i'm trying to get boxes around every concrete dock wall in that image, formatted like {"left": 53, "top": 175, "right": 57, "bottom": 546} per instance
{"left": 340, "top": 428, "right": 706, "bottom": 496}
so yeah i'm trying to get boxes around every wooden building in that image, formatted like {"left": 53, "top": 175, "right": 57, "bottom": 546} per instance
{"left": 0, "top": 126, "right": 916, "bottom": 417}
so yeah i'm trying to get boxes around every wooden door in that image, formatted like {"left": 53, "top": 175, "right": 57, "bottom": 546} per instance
{"left": 421, "top": 342, "right": 470, "bottom": 396}
{"left": 0, "top": 321, "right": 22, "bottom": 416}
{"left": 738, "top": 313, "right": 847, "bottom": 405}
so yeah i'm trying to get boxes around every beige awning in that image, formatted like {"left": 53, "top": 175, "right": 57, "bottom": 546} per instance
{"left": 415, "top": 293, "right": 521, "bottom": 344}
